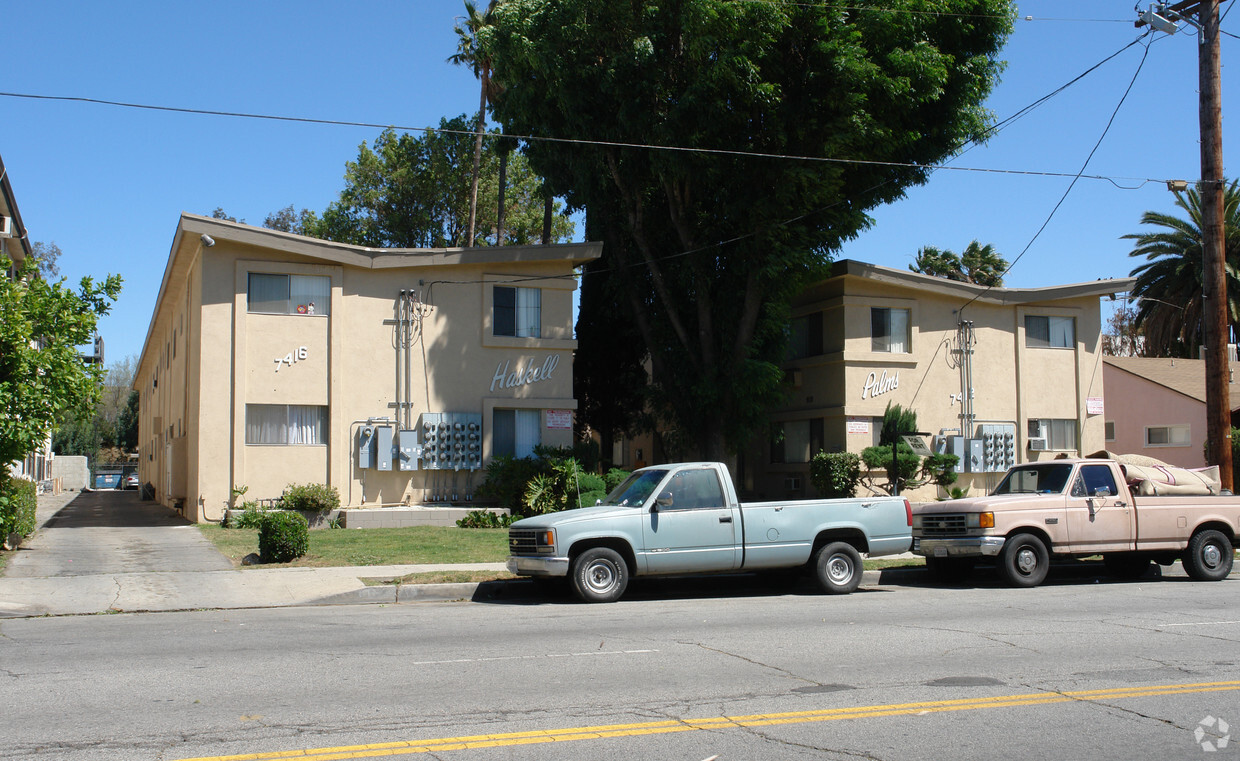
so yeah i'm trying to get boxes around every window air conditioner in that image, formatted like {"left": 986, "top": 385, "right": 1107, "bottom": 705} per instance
{"left": 1028, "top": 437, "right": 1048, "bottom": 451}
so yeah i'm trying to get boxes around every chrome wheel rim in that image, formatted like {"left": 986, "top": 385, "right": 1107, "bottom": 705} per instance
{"left": 826, "top": 554, "right": 854, "bottom": 585}
{"left": 1202, "top": 542, "right": 1222, "bottom": 570}
{"left": 1016, "top": 547, "right": 1038, "bottom": 575}
{"left": 585, "top": 560, "right": 617, "bottom": 593}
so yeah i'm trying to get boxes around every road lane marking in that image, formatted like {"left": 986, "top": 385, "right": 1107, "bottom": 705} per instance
{"left": 407, "top": 649, "right": 658, "bottom": 666}
{"left": 1157, "top": 620, "right": 1240, "bottom": 627}
{"left": 173, "top": 680, "right": 1240, "bottom": 761}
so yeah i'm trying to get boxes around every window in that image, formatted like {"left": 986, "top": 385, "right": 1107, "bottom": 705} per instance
{"left": 1146, "top": 424, "right": 1190, "bottom": 447}
{"left": 772, "top": 419, "right": 824, "bottom": 464}
{"left": 871, "top": 307, "right": 910, "bottom": 353}
{"left": 1028, "top": 418, "right": 1076, "bottom": 450}
{"left": 248, "top": 273, "right": 330, "bottom": 315}
{"left": 245, "top": 404, "right": 327, "bottom": 445}
{"left": 494, "top": 286, "right": 541, "bottom": 338}
{"left": 1025, "top": 315, "right": 1074, "bottom": 348}
{"left": 1105, "top": 421, "right": 1115, "bottom": 441}
{"left": 787, "top": 312, "right": 823, "bottom": 360}
{"left": 493, "top": 409, "right": 541, "bottom": 458}
{"left": 662, "top": 468, "right": 725, "bottom": 509}
{"left": 1077, "top": 464, "right": 1119, "bottom": 497}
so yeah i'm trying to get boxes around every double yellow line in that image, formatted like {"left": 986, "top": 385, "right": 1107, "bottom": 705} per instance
{"left": 177, "top": 680, "right": 1240, "bottom": 760}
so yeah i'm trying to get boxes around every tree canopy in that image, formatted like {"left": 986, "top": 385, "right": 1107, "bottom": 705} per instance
{"left": 313, "top": 117, "right": 574, "bottom": 248}
{"left": 1123, "top": 179, "right": 1240, "bottom": 357}
{"left": 483, "top": 0, "right": 1014, "bottom": 458}
{"left": 911, "top": 240, "right": 1008, "bottom": 286}
{"left": 0, "top": 254, "right": 121, "bottom": 472}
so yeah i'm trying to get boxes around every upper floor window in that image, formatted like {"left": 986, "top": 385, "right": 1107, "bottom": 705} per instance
{"left": 248, "top": 273, "right": 330, "bottom": 315}
{"left": 871, "top": 307, "right": 910, "bottom": 353}
{"left": 787, "top": 312, "right": 823, "bottom": 360}
{"left": 494, "top": 286, "right": 540, "bottom": 338}
{"left": 1025, "top": 315, "right": 1073, "bottom": 348}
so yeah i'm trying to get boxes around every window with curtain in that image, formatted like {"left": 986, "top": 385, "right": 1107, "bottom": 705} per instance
{"left": 248, "top": 273, "right": 330, "bottom": 315}
{"left": 1025, "top": 315, "right": 1074, "bottom": 348}
{"left": 246, "top": 404, "right": 327, "bottom": 445}
{"left": 494, "top": 285, "right": 541, "bottom": 338}
{"left": 871, "top": 307, "right": 910, "bottom": 353}
{"left": 1028, "top": 418, "right": 1077, "bottom": 450}
{"left": 493, "top": 408, "right": 541, "bottom": 458}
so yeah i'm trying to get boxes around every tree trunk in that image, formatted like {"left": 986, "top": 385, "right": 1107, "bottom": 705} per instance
{"left": 496, "top": 149, "right": 508, "bottom": 246}
{"left": 467, "top": 67, "right": 489, "bottom": 247}
{"left": 541, "top": 190, "right": 552, "bottom": 245}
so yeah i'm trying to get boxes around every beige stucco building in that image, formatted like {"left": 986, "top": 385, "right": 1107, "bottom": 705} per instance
{"left": 744, "top": 260, "right": 1134, "bottom": 500}
{"left": 134, "top": 214, "right": 600, "bottom": 522}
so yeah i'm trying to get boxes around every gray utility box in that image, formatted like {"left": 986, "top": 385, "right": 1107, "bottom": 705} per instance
{"left": 357, "top": 426, "right": 378, "bottom": 469}
{"left": 375, "top": 426, "right": 394, "bottom": 471}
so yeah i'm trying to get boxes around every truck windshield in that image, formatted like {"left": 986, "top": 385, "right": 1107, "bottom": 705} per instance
{"left": 993, "top": 464, "right": 1074, "bottom": 495}
{"left": 600, "top": 470, "right": 667, "bottom": 507}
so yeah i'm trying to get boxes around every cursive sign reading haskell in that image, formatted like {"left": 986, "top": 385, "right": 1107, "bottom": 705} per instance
{"left": 491, "top": 355, "right": 560, "bottom": 392}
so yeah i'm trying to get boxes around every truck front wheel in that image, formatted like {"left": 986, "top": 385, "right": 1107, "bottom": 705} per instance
{"left": 1183, "top": 529, "right": 1235, "bottom": 581}
{"left": 570, "top": 547, "right": 629, "bottom": 603}
{"left": 813, "top": 542, "right": 862, "bottom": 595}
{"left": 997, "top": 533, "right": 1049, "bottom": 588}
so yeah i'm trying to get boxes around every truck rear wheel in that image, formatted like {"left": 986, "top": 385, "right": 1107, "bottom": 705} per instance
{"left": 997, "top": 533, "right": 1049, "bottom": 588}
{"left": 570, "top": 547, "right": 629, "bottom": 603}
{"left": 813, "top": 542, "right": 862, "bottom": 595}
{"left": 1182, "top": 529, "right": 1234, "bottom": 581}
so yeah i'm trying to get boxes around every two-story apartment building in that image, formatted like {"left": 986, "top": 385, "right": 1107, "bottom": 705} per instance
{"left": 744, "top": 260, "right": 1133, "bottom": 500}
{"left": 134, "top": 213, "right": 600, "bottom": 522}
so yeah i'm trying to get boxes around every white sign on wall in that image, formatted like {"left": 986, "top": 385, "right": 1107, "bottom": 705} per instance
{"left": 846, "top": 417, "right": 870, "bottom": 434}
{"left": 862, "top": 369, "right": 899, "bottom": 400}
{"left": 274, "top": 346, "right": 308, "bottom": 372}
{"left": 490, "top": 355, "right": 560, "bottom": 392}
{"left": 1086, "top": 397, "right": 1104, "bottom": 416}
{"left": 545, "top": 409, "right": 572, "bottom": 429}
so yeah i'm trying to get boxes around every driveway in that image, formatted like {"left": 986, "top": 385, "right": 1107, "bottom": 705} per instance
{"left": 4, "top": 489, "right": 232, "bottom": 578}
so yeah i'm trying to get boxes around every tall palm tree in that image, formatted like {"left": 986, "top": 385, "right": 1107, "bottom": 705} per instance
{"left": 1123, "top": 180, "right": 1240, "bottom": 357}
{"left": 448, "top": 0, "right": 499, "bottom": 247}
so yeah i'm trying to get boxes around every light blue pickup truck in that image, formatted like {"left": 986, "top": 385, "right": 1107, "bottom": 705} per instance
{"left": 507, "top": 462, "right": 912, "bottom": 602}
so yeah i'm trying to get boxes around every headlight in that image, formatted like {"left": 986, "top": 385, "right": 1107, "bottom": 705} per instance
{"left": 911, "top": 515, "right": 923, "bottom": 529}
{"left": 536, "top": 529, "right": 555, "bottom": 548}
{"left": 967, "top": 512, "right": 995, "bottom": 529}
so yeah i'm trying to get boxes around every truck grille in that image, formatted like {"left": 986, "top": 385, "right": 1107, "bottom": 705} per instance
{"left": 920, "top": 514, "right": 968, "bottom": 536}
{"left": 508, "top": 529, "right": 541, "bottom": 555}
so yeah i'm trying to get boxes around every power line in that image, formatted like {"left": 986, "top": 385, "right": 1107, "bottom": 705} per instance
{"left": 0, "top": 89, "right": 1200, "bottom": 191}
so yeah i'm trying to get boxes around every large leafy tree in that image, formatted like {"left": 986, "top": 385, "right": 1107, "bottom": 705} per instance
{"left": 911, "top": 240, "right": 1007, "bottom": 286}
{"left": 314, "top": 117, "right": 574, "bottom": 248}
{"left": 1123, "top": 180, "right": 1240, "bottom": 357}
{"left": 483, "top": 0, "right": 1014, "bottom": 459}
{"left": 0, "top": 254, "right": 122, "bottom": 472}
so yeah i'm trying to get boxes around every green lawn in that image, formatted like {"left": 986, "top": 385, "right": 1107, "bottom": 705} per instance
{"left": 197, "top": 524, "right": 510, "bottom": 568}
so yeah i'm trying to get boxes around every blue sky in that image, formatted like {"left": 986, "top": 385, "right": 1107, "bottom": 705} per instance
{"left": 0, "top": 1, "right": 1234, "bottom": 368}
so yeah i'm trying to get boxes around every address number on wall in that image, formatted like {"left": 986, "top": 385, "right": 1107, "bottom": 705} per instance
{"left": 274, "top": 346, "right": 308, "bottom": 372}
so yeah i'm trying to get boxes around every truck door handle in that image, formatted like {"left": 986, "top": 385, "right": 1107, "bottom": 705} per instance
{"left": 719, "top": 515, "right": 733, "bottom": 523}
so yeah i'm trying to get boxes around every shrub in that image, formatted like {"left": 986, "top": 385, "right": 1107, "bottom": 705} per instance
{"left": 258, "top": 511, "right": 309, "bottom": 563}
{"left": 456, "top": 509, "right": 514, "bottom": 529}
{"left": 224, "top": 501, "right": 265, "bottom": 529}
{"left": 603, "top": 468, "right": 630, "bottom": 492}
{"left": 809, "top": 452, "right": 862, "bottom": 498}
{"left": 577, "top": 490, "right": 606, "bottom": 508}
{"left": 474, "top": 455, "right": 548, "bottom": 515}
{"left": 0, "top": 475, "right": 38, "bottom": 541}
{"left": 282, "top": 483, "right": 340, "bottom": 512}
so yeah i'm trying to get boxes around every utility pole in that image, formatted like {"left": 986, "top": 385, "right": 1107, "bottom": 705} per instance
{"left": 1137, "top": 1, "right": 1231, "bottom": 490}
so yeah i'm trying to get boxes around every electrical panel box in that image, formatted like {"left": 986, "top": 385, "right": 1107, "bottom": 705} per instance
{"left": 375, "top": 426, "right": 394, "bottom": 471}
{"left": 966, "top": 438, "right": 985, "bottom": 473}
{"left": 357, "top": 426, "right": 377, "bottom": 470}
{"left": 420, "top": 412, "right": 482, "bottom": 471}
{"left": 976, "top": 423, "right": 1017, "bottom": 472}
{"left": 397, "top": 430, "right": 421, "bottom": 471}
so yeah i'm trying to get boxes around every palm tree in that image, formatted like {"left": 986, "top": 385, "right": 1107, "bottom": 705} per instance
{"left": 448, "top": 0, "right": 499, "bottom": 247}
{"left": 910, "top": 241, "right": 1007, "bottom": 286}
{"left": 1123, "top": 180, "right": 1240, "bottom": 357}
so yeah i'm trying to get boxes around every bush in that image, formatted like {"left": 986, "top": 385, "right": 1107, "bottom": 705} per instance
{"left": 258, "top": 511, "right": 309, "bottom": 563}
{"left": 223, "top": 501, "right": 265, "bottom": 529}
{"left": 0, "top": 475, "right": 37, "bottom": 541}
{"left": 456, "top": 509, "right": 514, "bottom": 529}
{"left": 603, "top": 468, "right": 630, "bottom": 492}
{"left": 475, "top": 455, "right": 548, "bottom": 515}
{"left": 577, "top": 490, "right": 606, "bottom": 507}
{"left": 809, "top": 452, "right": 862, "bottom": 498}
{"left": 282, "top": 483, "right": 340, "bottom": 512}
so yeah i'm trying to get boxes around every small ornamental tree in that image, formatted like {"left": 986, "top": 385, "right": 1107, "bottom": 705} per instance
{"left": 0, "top": 253, "right": 121, "bottom": 473}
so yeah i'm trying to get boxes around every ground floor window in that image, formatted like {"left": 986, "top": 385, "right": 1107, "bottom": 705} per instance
{"left": 1028, "top": 418, "right": 1076, "bottom": 451}
{"left": 245, "top": 404, "right": 328, "bottom": 445}
{"left": 1145, "top": 424, "right": 1190, "bottom": 447}
{"left": 493, "top": 408, "right": 541, "bottom": 458}
{"left": 772, "top": 419, "right": 824, "bottom": 464}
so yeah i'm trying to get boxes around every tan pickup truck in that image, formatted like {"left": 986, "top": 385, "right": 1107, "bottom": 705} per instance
{"left": 912, "top": 458, "right": 1238, "bottom": 587}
